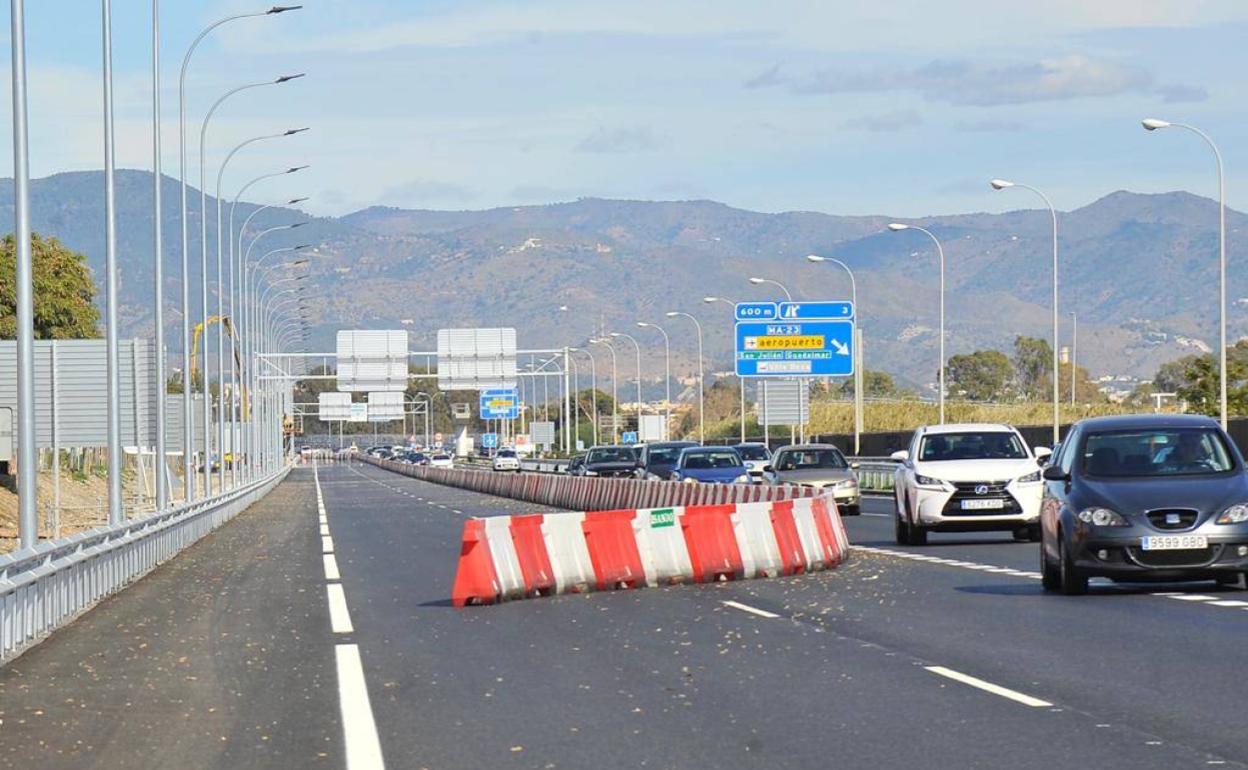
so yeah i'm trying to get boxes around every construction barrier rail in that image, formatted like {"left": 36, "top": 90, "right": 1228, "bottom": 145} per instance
{"left": 362, "top": 455, "right": 820, "bottom": 511}
{"left": 0, "top": 467, "right": 289, "bottom": 662}
{"left": 451, "top": 494, "right": 851, "bottom": 606}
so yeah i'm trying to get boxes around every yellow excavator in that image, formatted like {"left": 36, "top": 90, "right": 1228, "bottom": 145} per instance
{"left": 190, "top": 315, "right": 249, "bottom": 417}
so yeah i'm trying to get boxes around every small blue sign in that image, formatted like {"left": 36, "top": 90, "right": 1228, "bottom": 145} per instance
{"left": 734, "top": 302, "right": 778, "bottom": 321}
{"left": 735, "top": 319, "right": 855, "bottom": 377}
{"left": 621, "top": 431, "right": 639, "bottom": 445}
{"left": 777, "top": 301, "right": 854, "bottom": 321}
{"left": 480, "top": 388, "right": 520, "bottom": 419}
{"left": 481, "top": 432, "right": 498, "bottom": 449}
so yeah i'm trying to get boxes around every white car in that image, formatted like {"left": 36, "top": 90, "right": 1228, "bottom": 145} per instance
{"left": 891, "top": 423, "right": 1051, "bottom": 545}
{"left": 492, "top": 449, "right": 521, "bottom": 472}
{"left": 429, "top": 454, "right": 454, "bottom": 469}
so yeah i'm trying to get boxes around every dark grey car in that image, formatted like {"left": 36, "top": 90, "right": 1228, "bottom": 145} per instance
{"left": 1040, "top": 414, "right": 1248, "bottom": 595}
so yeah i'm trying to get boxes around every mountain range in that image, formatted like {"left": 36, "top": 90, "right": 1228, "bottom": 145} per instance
{"left": 1, "top": 169, "right": 1243, "bottom": 393}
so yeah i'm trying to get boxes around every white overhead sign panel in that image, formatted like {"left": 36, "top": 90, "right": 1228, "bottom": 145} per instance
{"left": 336, "top": 330, "right": 409, "bottom": 392}
{"left": 368, "top": 391, "right": 405, "bottom": 421}
{"left": 318, "top": 392, "right": 353, "bottom": 421}
{"left": 437, "top": 327, "right": 517, "bottom": 391}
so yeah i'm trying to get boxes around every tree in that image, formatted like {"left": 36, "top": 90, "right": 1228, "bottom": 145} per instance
{"left": 947, "top": 350, "right": 1013, "bottom": 401}
{"left": 0, "top": 232, "right": 100, "bottom": 339}
{"left": 838, "top": 369, "right": 901, "bottom": 399}
{"left": 1057, "top": 362, "right": 1104, "bottom": 404}
{"left": 1147, "top": 341, "right": 1248, "bottom": 417}
{"left": 1013, "top": 335, "right": 1052, "bottom": 400}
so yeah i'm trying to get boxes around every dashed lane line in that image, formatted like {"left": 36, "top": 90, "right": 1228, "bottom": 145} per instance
{"left": 324, "top": 554, "right": 341, "bottom": 581}
{"left": 856, "top": 545, "right": 1041, "bottom": 579}
{"left": 722, "top": 600, "right": 781, "bottom": 619}
{"left": 925, "top": 665, "right": 1054, "bottom": 708}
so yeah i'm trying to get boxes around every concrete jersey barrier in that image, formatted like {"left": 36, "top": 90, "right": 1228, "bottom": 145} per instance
{"left": 450, "top": 494, "right": 851, "bottom": 606}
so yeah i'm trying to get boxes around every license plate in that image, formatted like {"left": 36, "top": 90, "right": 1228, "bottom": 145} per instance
{"left": 961, "top": 499, "right": 1005, "bottom": 511}
{"left": 1141, "top": 535, "right": 1208, "bottom": 551}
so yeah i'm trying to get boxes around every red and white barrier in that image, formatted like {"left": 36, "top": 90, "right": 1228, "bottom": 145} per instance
{"left": 451, "top": 495, "right": 850, "bottom": 606}
{"left": 362, "top": 455, "right": 817, "bottom": 511}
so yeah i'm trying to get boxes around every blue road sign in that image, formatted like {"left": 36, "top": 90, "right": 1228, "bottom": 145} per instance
{"left": 621, "top": 431, "right": 639, "bottom": 445}
{"left": 481, "top": 432, "right": 498, "bottom": 449}
{"left": 735, "top": 319, "right": 855, "bottom": 377}
{"left": 480, "top": 388, "right": 520, "bottom": 419}
{"left": 734, "top": 302, "right": 778, "bottom": 321}
{"left": 777, "top": 301, "right": 854, "bottom": 321}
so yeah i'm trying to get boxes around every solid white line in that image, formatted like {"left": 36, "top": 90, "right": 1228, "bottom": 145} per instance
{"left": 335, "top": 644, "right": 386, "bottom": 770}
{"left": 722, "top": 600, "right": 780, "bottom": 619}
{"left": 327, "top": 583, "right": 355, "bottom": 634}
{"left": 324, "top": 553, "right": 341, "bottom": 581}
{"left": 1169, "top": 595, "right": 1217, "bottom": 602}
{"left": 925, "top": 665, "right": 1053, "bottom": 708}
{"left": 1207, "top": 600, "right": 1248, "bottom": 608}
{"left": 320, "top": 524, "right": 330, "bottom": 536}
{"left": 322, "top": 535, "right": 335, "bottom": 554}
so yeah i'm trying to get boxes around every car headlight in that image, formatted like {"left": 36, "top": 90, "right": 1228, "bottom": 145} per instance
{"left": 1017, "top": 470, "right": 1041, "bottom": 484}
{"left": 1216, "top": 504, "right": 1248, "bottom": 524}
{"left": 683, "top": 477, "right": 699, "bottom": 484}
{"left": 1077, "top": 507, "right": 1128, "bottom": 527}
{"left": 734, "top": 474, "right": 751, "bottom": 484}
{"left": 914, "top": 474, "right": 947, "bottom": 489}
{"left": 584, "top": 470, "right": 598, "bottom": 476}
{"left": 834, "top": 478, "right": 858, "bottom": 489}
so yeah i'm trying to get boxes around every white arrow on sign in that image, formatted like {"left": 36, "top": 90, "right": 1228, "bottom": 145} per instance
{"left": 832, "top": 339, "right": 850, "bottom": 356}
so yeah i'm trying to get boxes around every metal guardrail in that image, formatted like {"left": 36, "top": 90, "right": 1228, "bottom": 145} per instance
{"left": 854, "top": 460, "right": 898, "bottom": 494}
{"left": 0, "top": 466, "right": 290, "bottom": 663}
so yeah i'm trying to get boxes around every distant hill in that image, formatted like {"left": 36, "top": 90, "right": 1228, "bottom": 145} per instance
{"left": 1, "top": 170, "right": 1243, "bottom": 392}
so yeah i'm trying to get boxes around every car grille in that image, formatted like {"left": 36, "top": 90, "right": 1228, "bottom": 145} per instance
{"left": 1128, "top": 545, "right": 1221, "bottom": 569}
{"left": 942, "top": 481, "right": 1021, "bottom": 516}
{"left": 1146, "top": 509, "right": 1200, "bottom": 531}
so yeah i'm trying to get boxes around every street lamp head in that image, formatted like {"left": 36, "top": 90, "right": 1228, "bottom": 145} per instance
{"left": 1141, "top": 118, "right": 1171, "bottom": 131}
{"left": 557, "top": 305, "right": 569, "bottom": 312}
{"left": 286, "top": 165, "right": 309, "bottom": 174}
{"left": 886, "top": 223, "right": 909, "bottom": 232}
{"left": 748, "top": 277, "right": 766, "bottom": 285}
{"left": 287, "top": 197, "right": 309, "bottom": 205}
{"left": 275, "top": 73, "right": 306, "bottom": 84}
{"left": 267, "top": 5, "right": 303, "bottom": 13}
{"left": 294, "top": 244, "right": 312, "bottom": 250}
{"left": 290, "top": 259, "right": 309, "bottom": 266}
{"left": 287, "top": 222, "right": 307, "bottom": 229}
{"left": 636, "top": 322, "right": 650, "bottom": 328}
{"left": 609, "top": 332, "right": 623, "bottom": 338}
{"left": 989, "top": 179, "right": 1014, "bottom": 190}
{"left": 284, "top": 127, "right": 311, "bottom": 136}
{"left": 664, "top": 311, "right": 679, "bottom": 318}
{"left": 702, "top": 296, "right": 719, "bottom": 303}
{"left": 806, "top": 254, "right": 826, "bottom": 263}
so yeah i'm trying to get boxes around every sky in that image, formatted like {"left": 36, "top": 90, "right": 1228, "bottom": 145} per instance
{"left": 3, "top": 0, "right": 1247, "bottom": 217}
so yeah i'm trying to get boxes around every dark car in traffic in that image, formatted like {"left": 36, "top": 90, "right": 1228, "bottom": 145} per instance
{"left": 635, "top": 441, "right": 698, "bottom": 480}
{"left": 582, "top": 445, "right": 640, "bottom": 478}
{"left": 566, "top": 454, "right": 587, "bottom": 476}
{"left": 1040, "top": 414, "right": 1248, "bottom": 595}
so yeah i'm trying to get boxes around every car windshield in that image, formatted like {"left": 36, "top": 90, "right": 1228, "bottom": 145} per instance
{"left": 919, "top": 432, "right": 1027, "bottom": 461}
{"left": 587, "top": 447, "right": 637, "bottom": 464}
{"left": 646, "top": 446, "right": 689, "bottom": 464}
{"left": 735, "top": 445, "right": 770, "bottom": 461}
{"left": 681, "top": 451, "right": 742, "bottom": 470}
{"left": 497, "top": 450, "right": 516, "bottom": 458}
{"left": 1082, "top": 428, "right": 1235, "bottom": 477}
{"left": 775, "top": 449, "right": 846, "bottom": 471}
{"left": 432, "top": 455, "right": 450, "bottom": 461}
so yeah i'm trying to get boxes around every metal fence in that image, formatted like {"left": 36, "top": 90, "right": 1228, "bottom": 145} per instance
{"left": 0, "top": 466, "right": 289, "bottom": 662}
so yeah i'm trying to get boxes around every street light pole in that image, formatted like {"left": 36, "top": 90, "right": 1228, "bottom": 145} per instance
{"left": 590, "top": 338, "right": 619, "bottom": 443}
{"left": 1142, "top": 118, "right": 1228, "bottom": 429}
{"left": 1070, "top": 312, "right": 1077, "bottom": 406}
{"left": 990, "top": 179, "right": 1060, "bottom": 445}
{"left": 11, "top": 0, "right": 37, "bottom": 547}
{"left": 102, "top": 0, "right": 125, "bottom": 524}
{"left": 637, "top": 323, "right": 672, "bottom": 440}
{"left": 610, "top": 332, "right": 643, "bottom": 436}
{"left": 888, "top": 223, "right": 947, "bottom": 425}
{"left": 151, "top": 0, "right": 169, "bottom": 509}
{"left": 746, "top": 277, "right": 795, "bottom": 444}
{"left": 666, "top": 312, "right": 704, "bottom": 444}
{"left": 806, "top": 255, "right": 862, "bottom": 454}
{"left": 704, "top": 296, "right": 747, "bottom": 444}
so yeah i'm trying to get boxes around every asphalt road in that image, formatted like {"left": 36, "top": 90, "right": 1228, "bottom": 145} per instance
{"left": 3, "top": 465, "right": 1248, "bottom": 769}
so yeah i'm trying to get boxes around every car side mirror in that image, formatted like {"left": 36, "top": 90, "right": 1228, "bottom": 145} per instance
{"left": 762, "top": 465, "right": 774, "bottom": 473}
{"left": 850, "top": 461, "right": 860, "bottom": 470}
{"left": 1042, "top": 466, "right": 1069, "bottom": 482}
{"left": 890, "top": 450, "right": 909, "bottom": 462}
{"left": 1034, "top": 446, "right": 1052, "bottom": 465}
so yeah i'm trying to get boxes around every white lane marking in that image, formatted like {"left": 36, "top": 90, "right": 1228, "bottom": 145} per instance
{"left": 1169, "top": 595, "right": 1218, "bottom": 602}
{"left": 925, "top": 665, "right": 1053, "bottom": 708}
{"left": 861, "top": 512, "right": 890, "bottom": 518}
{"left": 335, "top": 644, "right": 387, "bottom": 770}
{"left": 1208, "top": 600, "right": 1248, "bottom": 608}
{"left": 323, "top": 535, "right": 335, "bottom": 554}
{"left": 320, "top": 523, "right": 330, "bottom": 536}
{"left": 722, "top": 600, "right": 780, "bottom": 619}
{"left": 324, "top": 553, "right": 341, "bottom": 581}
{"left": 327, "top": 583, "right": 355, "bottom": 634}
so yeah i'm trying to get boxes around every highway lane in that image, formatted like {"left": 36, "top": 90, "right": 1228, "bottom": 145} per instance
{"left": 325, "top": 461, "right": 1245, "bottom": 769}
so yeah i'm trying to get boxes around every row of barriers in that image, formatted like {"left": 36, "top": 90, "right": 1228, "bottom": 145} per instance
{"left": 0, "top": 467, "right": 289, "bottom": 662}
{"left": 452, "top": 494, "right": 850, "bottom": 606}
{"left": 362, "top": 455, "right": 819, "bottom": 511}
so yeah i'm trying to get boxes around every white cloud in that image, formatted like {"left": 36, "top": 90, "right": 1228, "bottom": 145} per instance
{"left": 843, "top": 110, "right": 922, "bottom": 132}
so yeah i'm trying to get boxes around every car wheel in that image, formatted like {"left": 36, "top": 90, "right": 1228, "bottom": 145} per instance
{"left": 907, "top": 525, "right": 928, "bottom": 546}
{"left": 1058, "top": 533, "right": 1088, "bottom": 595}
{"left": 1028, "top": 524, "right": 1042, "bottom": 542}
{"left": 843, "top": 505, "right": 861, "bottom": 517}
{"left": 1012, "top": 527, "right": 1030, "bottom": 542}
{"left": 1040, "top": 537, "right": 1061, "bottom": 592}
{"left": 894, "top": 511, "right": 909, "bottom": 545}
